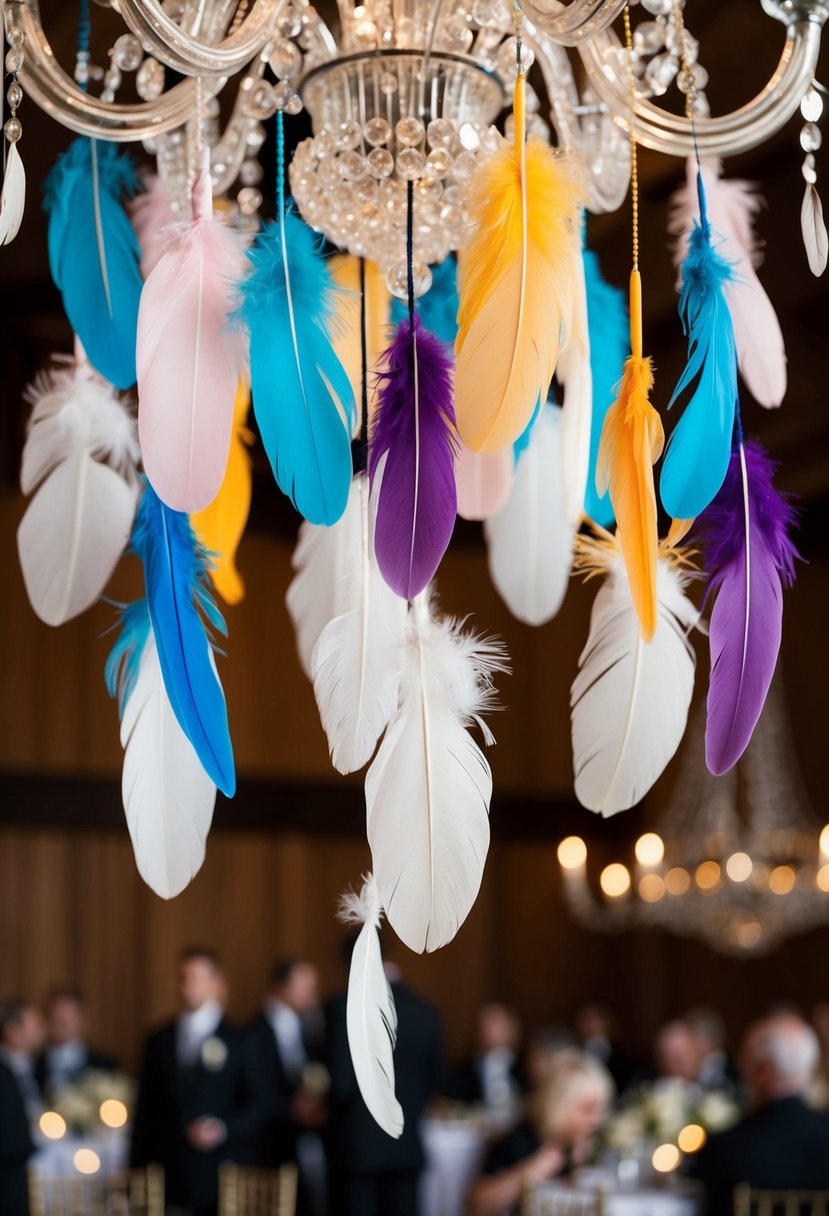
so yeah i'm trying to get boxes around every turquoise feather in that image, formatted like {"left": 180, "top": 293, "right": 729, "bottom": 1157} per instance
{"left": 105, "top": 599, "right": 152, "bottom": 715}
{"left": 130, "top": 483, "right": 235, "bottom": 796}
{"left": 239, "top": 212, "right": 354, "bottom": 526}
{"left": 391, "top": 255, "right": 459, "bottom": 346}
{"left": 660, "top": 170, "right": 738, "bottom": 520}
{"left": 43, "top": 138, "right": 143, "bottom": 389}
{"left": 583, "top": 249, "right": 627, "bottom": 527}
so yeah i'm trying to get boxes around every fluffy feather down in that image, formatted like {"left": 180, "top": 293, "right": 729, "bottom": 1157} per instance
{"left": 571, "top": 534, "right": 698, "bottom": 816}
{"left": 129, "top": 173, "right": 175, "bottom": 279}
{"left": 366, "top": 595, "right": 508, "bottom": 953}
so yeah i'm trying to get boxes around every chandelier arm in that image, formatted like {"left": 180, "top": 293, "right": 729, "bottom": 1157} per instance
{"left": 515, "top": 0, "right": 627, "bottom": 46}
{"left": 116, "top": 0, "right": 286, "bottom": 77}
{"left": 4, "top": 1, "right": 218, "bottom": 141}
{"left": 579, "top": 20, "right": 823, "bottom": 157}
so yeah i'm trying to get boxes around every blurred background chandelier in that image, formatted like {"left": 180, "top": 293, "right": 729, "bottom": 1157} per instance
{"left": 7, "top": 0, "right": 829, "bottom": 294}
{"left": 557, "top": 684, "right": 829, "bottom": 959}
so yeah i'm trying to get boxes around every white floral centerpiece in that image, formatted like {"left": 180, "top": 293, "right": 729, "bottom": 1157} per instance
{"left": 51, "top": 1069, "right": 135, "bottom": 1135}
{"left": 598, "top": 1078, "right": 740, "bottom": 1171}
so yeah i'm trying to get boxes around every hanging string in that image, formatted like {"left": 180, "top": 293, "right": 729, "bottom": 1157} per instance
{"left": 622, "top": 4, "right": 639, "bottom": 275}
{"left": 277, "top": 108, "right": 286, "bottom": 226}
{"left": 76, "top": 0, "right": 91, "bottom": 94}
{"left": 406, "top": 179, "right": 415, "bottom": 332}
{"left": 355, "top": 256, "right": 370, "bottom": 472}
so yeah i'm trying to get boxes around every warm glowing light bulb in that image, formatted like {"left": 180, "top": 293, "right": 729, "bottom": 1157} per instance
{"left": 769, "top": 864, "right": 796, "bottom": 894}
{"left": 735, "top": 918, "right": 763, "bottom": 949}
{"left": 635, "top": 833, "right": 665, "bottom": 867}
{"left": 678, "top": 1124, "right": 707, "bottom": 1153}
{"left": 665, "top": 867, "right": 691, "bottom": 895}
{"left": 557, "top": 836, "right": 587, "bottom": 870}
{"left": 652, "top": 1143, "right": 681, "bottom": 1173}
{"left": 820, "top": 825, "right": 829, "bottom": 858}
{"left": 695, "top": 861, "right": 721, "bottom": 891}
{"left": 725, "top": 852, "right": 753, "bottom": 882}
{"left": 817, "top": 864, "right": 829, "bottom": 893}
{"left": 39, "top": 1111, "right": 66, "bottom": 1140}
{"left": 99, "top": 1099, "right": 128, "bottom": 1129}
{"left": 639, "top": 874, "right": 666, "bottom": 903}
{"left": 73, "top": 1149, "right": 101, "bottom": 1175}
{"left": 600, "top": 863, "right": 631, "bottom": 898}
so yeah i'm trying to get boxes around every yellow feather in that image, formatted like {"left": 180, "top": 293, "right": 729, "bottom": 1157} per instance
{"left": 328, "top": 254, "right": 391, "bottom": 433}
{"left": 455, "top": 73, "right": 585, "bottom": 453}
{"left": 191, "top": 380, "right": 253, "bottom": 606}
{"left": 596, "top": 354, "right": 664, "bottom": 642}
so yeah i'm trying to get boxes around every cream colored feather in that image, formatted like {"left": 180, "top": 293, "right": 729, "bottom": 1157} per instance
{"left": 339, "top": 874, "right": 404, "bottom": 1139}
{"left": 366, "top": 594, "right": 508, "bottom": 953}
{"left": 312, "top": 475, "right": 408, "bottom": 774}
{"left": 557, "top": 250, "right": 592, "bottom": 526}
{"left": 0, "top": 140, "right": 26, "bottom": 246}
{"left": 455, "top": 74, "right": 585, "bottom": 453}
{"left": 570, "top": 533, "right": 698, "bottom": 816}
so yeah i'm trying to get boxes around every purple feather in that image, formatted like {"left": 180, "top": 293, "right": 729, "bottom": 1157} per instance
{"left": 697, "top": 440, "right": 799, "bottom": 775}
{"left": 369, "top": 317, "right": 457, "bottom": 600}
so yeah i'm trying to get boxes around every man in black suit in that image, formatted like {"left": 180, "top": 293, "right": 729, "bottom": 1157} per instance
{"left": 326, "top": 960, "right": 443, "bottom": 1216}
{"left": 130, "top": 947, "right": 270, "bottom": 1216}
{"left": 0, "top": 1057, "right": 35, "bottom": 1216}
{"left": 35, "top": 987, "right": 118, "bottom": 1101}
{"left": 249, "top": 959, "right": 327, "bottom": 1215}
{"left": 692, "top": 1012, "right": 829, "bottom": 1216}
{"left": 442, "top": 1002, "right": 526, "bottom": 1111}
{"left": 0, "top": 1000, "right": 45, "bottom": 1122}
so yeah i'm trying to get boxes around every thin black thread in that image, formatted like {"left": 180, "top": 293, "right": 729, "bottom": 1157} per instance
{"left": 357, "top": 256, "right": 370, "bottom": 472}
{"left": 406, "top": 179, "right": 415, "bottom": 332}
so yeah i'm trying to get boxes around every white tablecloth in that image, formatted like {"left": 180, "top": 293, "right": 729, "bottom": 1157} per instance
{"left": 421, "top": 1117, "right": 488, "bottom": 1216}
{"left": 536, "top": 1180, "right": 700, "bottom": 1216}
{"left": 31, "top": 1128, "right": 129, "bottom": 1180}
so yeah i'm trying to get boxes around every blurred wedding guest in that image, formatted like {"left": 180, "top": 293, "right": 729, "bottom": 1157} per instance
{"left": 131, "top": 947, "right": 270, "bottom": 1216}
{"left": 0, "top": 1057, "right": 35, "bottom": 1216}
{"left": 684, "top": 1006, "right": 738, "bottom": 1093}
{"left": 525, "top": 1026, "right": 577, "bottom": 1089}
{"left": 443, "top": 1003, "right": 525, "bottom": 1111}
{"left": 466, "top": 1049, "right": 613, "bottom": 1216}
{"left": 654, "top": 1018, "right": 702, "bottom": 1085}
{"left": 0, "top": 1000, "right": 45, "bottom": 1120}
{"left": 326, "top": 957, "right": 443, "bottom": 1216}
{"left": 249, "top": 959, "right": 327, "bottom": 1216}
{"left": 691, "top": 1013, "right": 829, "bottom": 1216}
{"left": 575, "top": 1004, "right": 632, "bottom": 1093}
{"left": 35, "top": 986, "right": 118, "bottom": 1101}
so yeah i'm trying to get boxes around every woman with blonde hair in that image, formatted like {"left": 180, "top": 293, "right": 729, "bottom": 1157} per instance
{"left": 465, "top": 1049, "right": 613, "bottom": 1216}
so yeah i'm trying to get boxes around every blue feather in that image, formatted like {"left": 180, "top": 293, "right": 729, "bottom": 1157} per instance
{"left": 104, "top": 599, "right": 152, "bottom": 716}
{"left": 391, "top": 255, "right": 459, "bottom": 346}
{"left": 130, "top": 483, "right": 235, "bottom": 796}
{"left": 239, "top": 212, "right": 353, "bottom": 526}
{"left": 583, "top": 249, "right": 627, "bottom": 527}
{"left": 43, "top": 138, "right": 143, "bottom": 390}
{"left": 660, "top": 171, "right": 738, "bottom": 520}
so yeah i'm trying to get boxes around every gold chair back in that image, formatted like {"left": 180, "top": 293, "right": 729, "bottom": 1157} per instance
{"left": 520, "top": 1177, "right": 603, "bottom": 1216}
{"left": 28, "top": 1165, "right": 163, "bottom": 1216}
{"left": 219, "top": 1163, "right": 299, "bottom": 1216}
{"left": 734, "top": 1186, "right": 829, "bottom": 1216}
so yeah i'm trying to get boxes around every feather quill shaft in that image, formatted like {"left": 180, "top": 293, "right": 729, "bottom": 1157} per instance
{"left": 339, "top": 875, "right": 404, "bottom": 1138}
{"left": 696, "top": 439, "right": 798, "bottom": 775}
{"left": 661, "top": 169, "right": 738, "bottom": 521}
{"left": 369, "top": 318, "right": 457, "bottom": 600}
{"left": 455, "top": 74, "right": 585, "bottom": 452}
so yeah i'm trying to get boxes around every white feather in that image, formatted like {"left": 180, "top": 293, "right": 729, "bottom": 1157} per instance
{"left": 312, "top": 476, "right": 407, "bottom": 774}
{"left": 20, "top": 364, "right": 140, "bottom": 495}
{"left": 366, "top": 596, "right": 508, "bottom": 953}
{"left": 484, "top": 405, "right": 574, "bottom": 626}
{"left": 669, "top": 159, "right": 787, "bottom": 409}
{"left": 557, "top": 251, "right": 592, "bottom": 525}
{"left": 17, "top": 451, "right": 136, "bottom": 626}
{"left": 120, "top": 630, "right": 217, "bottom": 898}
{"left": 0, "top": 140, "right": 25, "bottom": 246}
{"left": 801, "top": 181, "right": 828, "bottom": 278}
{"left": 339, "top": 874, "right": 404, "bottom": 1138}
{"left": 571, "top": 551, "right": 697, "bottom": 816}
{"left": 286, "top": 478, "right": 363, "bottom": 680}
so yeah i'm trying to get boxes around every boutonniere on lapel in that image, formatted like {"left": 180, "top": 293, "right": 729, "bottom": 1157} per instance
{"left": 201, "top": 1035, "right": 228, "bottom": 1072}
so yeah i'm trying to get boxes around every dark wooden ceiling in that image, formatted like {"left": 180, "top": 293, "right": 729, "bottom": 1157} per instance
{"left": 1, "top": 0, "right": 828, "bottom": 518}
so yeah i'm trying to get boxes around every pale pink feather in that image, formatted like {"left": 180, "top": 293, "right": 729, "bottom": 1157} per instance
{"left": 137, "top": 152, "right": 247, "bottom": 513}
{"left": 669, "top": 158, "right": 786, "bottom": 410}
{"left": 129, "top": 174, "right": 177, "bottom": 280}
{"left": 455, "top": 444, "right": 514, "bottom": 521}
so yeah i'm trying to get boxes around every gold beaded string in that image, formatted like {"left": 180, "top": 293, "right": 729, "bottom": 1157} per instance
{"left": 622, "top": 3, "right": 639, "bottom": 274}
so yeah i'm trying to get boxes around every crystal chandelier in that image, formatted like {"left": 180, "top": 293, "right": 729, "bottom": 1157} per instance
{"left": 557, "top": 685, "right": 829, "bottom": 958}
